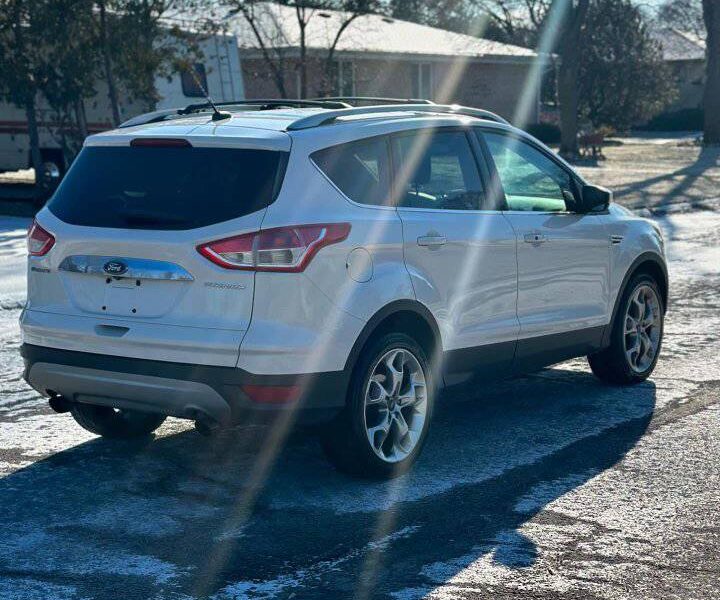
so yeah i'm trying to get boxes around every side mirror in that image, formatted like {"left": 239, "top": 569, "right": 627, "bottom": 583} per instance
{"left": 579, "top": 184, "right": 612, "bottom": 213}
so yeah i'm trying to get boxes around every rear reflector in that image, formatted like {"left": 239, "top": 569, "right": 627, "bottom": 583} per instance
{"left": 130, "top": 138, "right": 192, "bottom": 148}
{"left": 27, "top": 220, "right": 55, "bottom": 256}
{"left": 198, "top": 223, "right": 350, "bottom": 272}
{"left": 242, "top": 384, "right": 302, "bottom": 404}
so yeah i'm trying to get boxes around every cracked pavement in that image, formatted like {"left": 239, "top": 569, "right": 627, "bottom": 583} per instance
{"left": 0, "top": 207, "right": 718, "bottom": 599}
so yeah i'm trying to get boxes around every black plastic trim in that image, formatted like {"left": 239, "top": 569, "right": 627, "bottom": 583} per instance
{"left": 343, "top": 300, "right": 442, "bottom": 372}
{"left": 21, "top": 344, "right": 350, "bottom": 413}
{"left": 442, "top": 340, "right": 516, "bottom": 382}
{"left": 514, "top": 325, "right": 606, "bottom": 374}
{"left": 602, "top": 252, "right": 668, "bottom": 348}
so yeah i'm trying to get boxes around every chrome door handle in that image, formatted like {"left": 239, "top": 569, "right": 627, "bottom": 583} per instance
{"left": 417, "top": 235, "right": 447, "bottom": 248}
{"left": 523, "top": 232, "right": 548, "bottom": 244}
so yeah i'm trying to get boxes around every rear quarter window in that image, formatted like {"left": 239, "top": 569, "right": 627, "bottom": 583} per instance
{"left": 311, "top": 136, "right": 391, "bottom": 206}
{"left": 48, "top": 146, "right": 287, "bottom": 230}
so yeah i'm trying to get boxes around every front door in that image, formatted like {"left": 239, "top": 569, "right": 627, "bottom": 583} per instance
{"left": 479, "top": 130, "right": 611, "bottom": 371}
{"left": 392, "top": 128, "right": 519, "bottom": 383}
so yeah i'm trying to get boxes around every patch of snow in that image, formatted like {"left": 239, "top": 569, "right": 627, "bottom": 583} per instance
{"left": 0, "top": 578, "right": 81, "bottom": 600}
{"left": 0, "top": 216, "right": 31, "bottom": 308}
{"left": 72, "top": 494, "right": 220, "bottom": 538}
{"left": 2, "top": 527, "right": 182, "bottom": 585}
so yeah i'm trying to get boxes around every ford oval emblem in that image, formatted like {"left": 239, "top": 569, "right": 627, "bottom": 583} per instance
{"left": 103, "top": 260, "right": 128, "bottom": 275}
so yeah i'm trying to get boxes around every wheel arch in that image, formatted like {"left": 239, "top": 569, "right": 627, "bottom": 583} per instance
{"left": 343, "top": 300, "right": 442, "bottom": 374}
{"left": 602, "top": 252, "right": 668, "bottom": 348}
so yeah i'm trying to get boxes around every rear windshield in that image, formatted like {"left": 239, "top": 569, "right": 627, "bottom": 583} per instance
{"left": 48, "top": 146, "right": 287, "bottom": 230}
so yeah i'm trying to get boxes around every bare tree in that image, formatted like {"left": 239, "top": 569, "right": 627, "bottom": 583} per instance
{"left": 469, "top": 0, "right": 551, "bottom": 46}
{"left": 227, "top": 1, "right": 378, "bottom": 98}
{"left": 703, "top": 0, "right": 719, "bottom": 144}
{"left": 473, "top": 0, "right": 590, "bottom": 156}
{"left": 97, "top": 0, "right": 122, "bottom": 125}
{"left": 88, "top": 0, "right": 217, "bottom": 118}
{"left": 227, "top": 1, "right": 292, "bottom": 96}
{"left": 40, "top": 0, "right": 98, "bottom": 155}
{"left": 555, "top": 0, "right": 591, "bottom": 157}
{"left": 658, "top": 0, "right": 705, "bottom": 40}
{"left": 388, "top": 0, "right": 478, "bottom": 34}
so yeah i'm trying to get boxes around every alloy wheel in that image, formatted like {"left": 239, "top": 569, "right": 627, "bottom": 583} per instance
{"left": 363, "top": 348, "right": 428, "bottom": 463}
{"left": 623, "top": 284, "right": 662, "bottom": 373}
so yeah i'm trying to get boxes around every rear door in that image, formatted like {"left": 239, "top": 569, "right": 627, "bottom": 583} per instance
{"left": 24, "top": 137, "right": 288, "bottom": 365}
{"left": 478, "top": 129, "right": 610, "bottom": 370}
{"left": 392, "top": 128, "right": 519, "bottom": 383}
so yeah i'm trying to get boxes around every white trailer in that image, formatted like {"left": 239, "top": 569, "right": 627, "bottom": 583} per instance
{"left": 0, "top": 32, "right": 244, "bottom": 177}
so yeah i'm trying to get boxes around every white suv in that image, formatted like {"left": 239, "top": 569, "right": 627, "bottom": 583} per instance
{"left": 20, "top": 100, "right": 667, "bottom": 478}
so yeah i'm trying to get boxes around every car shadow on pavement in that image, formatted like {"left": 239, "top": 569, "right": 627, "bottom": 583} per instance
{"left": 0, "top": 365, "right": 656, "bottom": 600}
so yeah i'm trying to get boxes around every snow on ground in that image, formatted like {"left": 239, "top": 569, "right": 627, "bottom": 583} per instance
{"left": 0, "top": 216, "right": 30, "bottom": 308}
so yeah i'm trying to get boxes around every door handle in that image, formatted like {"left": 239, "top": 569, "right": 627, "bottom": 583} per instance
{"left": 523, "top": 232, "right": 548, "bottom": 244}
{"left": 417, "top": 235, "right": 447, "bottom": 248}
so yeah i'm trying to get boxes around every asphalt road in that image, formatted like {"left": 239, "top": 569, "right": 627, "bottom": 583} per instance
{"left": 0, "top": 208, "right": 719, "bottom": 600}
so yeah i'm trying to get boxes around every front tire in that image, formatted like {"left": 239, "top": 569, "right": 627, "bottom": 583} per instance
{"left": 70, "top": 403, "right": 166, "bottom": 439}
{"left": 588, "top": 273, "right": 664, "bottom": 384}
{"left": 322, "top": 332, "right": 435, "bottom": 479}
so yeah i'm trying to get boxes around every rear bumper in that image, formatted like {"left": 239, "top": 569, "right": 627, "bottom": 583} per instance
{"left": 20, "top": 308, "right": 244, "bottom": 367}
{"left": 21, "top": 344, "right": 349, "bottom": 424}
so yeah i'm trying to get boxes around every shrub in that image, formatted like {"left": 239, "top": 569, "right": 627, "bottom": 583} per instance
{"left": 526, "top": 123, "right": 561, "bottom": 144}
{"left": 639, "top": 108, "right": 704, "bottom": 132}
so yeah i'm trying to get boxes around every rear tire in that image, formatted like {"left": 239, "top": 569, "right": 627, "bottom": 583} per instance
{"left": 70, "top": 403, "right": 166, "bottom": 439}
{"left": 588, "top": 273, "right": 664, "bottom": 385}
{"left": 321, "top": 332, "right": 435, "bottom": 479}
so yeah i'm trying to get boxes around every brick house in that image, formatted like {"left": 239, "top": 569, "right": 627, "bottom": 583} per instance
{"left": 222, "top": 4, "right": 543, "bottom": 123}
{"left": 651, "top": 27, "right": 706, "bottom": 112}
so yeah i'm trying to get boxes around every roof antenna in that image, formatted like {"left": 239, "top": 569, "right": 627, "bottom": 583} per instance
{"left": 187, "top": 63, "right": 231, "bottom": 122}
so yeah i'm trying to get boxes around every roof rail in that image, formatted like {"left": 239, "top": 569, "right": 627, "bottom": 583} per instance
{"left": 287, "top": 104, "right": 510, "bottom": 131}
{"left": 177, "top": 98, "right": 351, "bottom": 114}
{"left": 316, "top": 96, "right": 436, "bottom": 106}
{"left": 119, "top": 109, "right": 182, "bottom": 129}
{"left": 119, "top": 98, "right": 352, "bottom": 129}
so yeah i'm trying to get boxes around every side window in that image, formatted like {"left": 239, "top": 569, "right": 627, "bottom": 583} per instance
{"left": 483, "top": 132, "right": 576, "bottom": 212}
{"left": 180, "top": 63, "right": 208, "bottom": 98}
{"left": 392, "top": 130, "right": 484, "bottom": 210}
{"left": 311, "top": 136, "right": 391, "bottom": 206}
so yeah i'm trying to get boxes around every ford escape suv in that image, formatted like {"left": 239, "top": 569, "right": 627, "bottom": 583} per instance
{"left": 21, "top": 100, "right": 667, "bottom": 478}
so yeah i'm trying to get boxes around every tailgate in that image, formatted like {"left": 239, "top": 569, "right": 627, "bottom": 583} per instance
{"left": 23, "top": 138, "right": 290, "bottom": 365}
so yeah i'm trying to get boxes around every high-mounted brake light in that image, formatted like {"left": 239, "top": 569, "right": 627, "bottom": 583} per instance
{"left": 130, "top": 137, "right": 192, "bottom": 148}
{"left": 198, "top": 223, "right": 351, "bottom": 272}
{"left": 27, "top": 220, "right": 55, "bottom": 256}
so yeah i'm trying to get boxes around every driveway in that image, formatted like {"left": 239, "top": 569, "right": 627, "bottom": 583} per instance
{"left": 0, "top": 208, "right": 718, "bottom": 599}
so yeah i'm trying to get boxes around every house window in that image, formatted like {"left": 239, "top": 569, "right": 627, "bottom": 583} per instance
{"left": 336, "top": 60, "right": 355, "bottom": 97}
{"left": 411, "top": 63, "right": 432, "bottom": 99}
{"left": 181, "top": 63, "right": 208, "bottom": 98}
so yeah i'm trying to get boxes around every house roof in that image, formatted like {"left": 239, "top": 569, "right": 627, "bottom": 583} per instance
{"left": 650, "top": 27, "right": 705, "bottom": 62}
{"left": 216, "top": 3, "right": 537, "bottom": 62}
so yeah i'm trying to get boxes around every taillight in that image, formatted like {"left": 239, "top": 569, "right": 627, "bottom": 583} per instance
{"left": 27, "top": 220, "right": 55, "bottom": 256}
{"left": 198, "top": 223, "right": 350, "bottom": 272}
